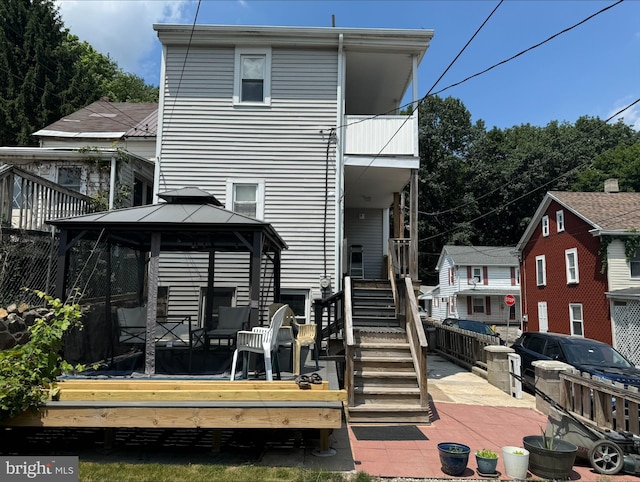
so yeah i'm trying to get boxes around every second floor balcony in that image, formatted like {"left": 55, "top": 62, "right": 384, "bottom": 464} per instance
{"left": 344, "top": 111, "right": 418, "bottom": 158}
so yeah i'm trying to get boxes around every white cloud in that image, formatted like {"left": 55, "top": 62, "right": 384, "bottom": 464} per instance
{"left": 56, "top": 1, "right": 191, "bottom": 84}
{"left": 608, "top": 99, "right": 640, "bottom": 131}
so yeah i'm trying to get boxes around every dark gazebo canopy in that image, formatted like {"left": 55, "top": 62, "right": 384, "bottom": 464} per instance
{"left": 47, "top": 187, "right": 287, "bottom": 374}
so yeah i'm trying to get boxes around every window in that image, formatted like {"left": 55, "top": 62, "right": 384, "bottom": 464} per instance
{"left": 58, "top": 167, "right": 82, "bottom": 192}
{"left": 448, "top": 268, "right": 455, "bottom": 285}
{"left": 472, "top": 267, "right": 482, "bottom": 284}
{"left": 541, "top": 215, "right": 549, "bottom": 237}
{"left": 569, "top": 303, "right": 584, "bottom": 336}
{"left": 280, "top": 290, "right": 309, "bottom": 324}
{"left": 226, "top": 180, "right": 265, "bottom": 220}
{"left": 472, "top": 297, "right": 485, "bottom": 314}
{"left": 536, "top": 255, "right": 546, "bottom": 286}
{"left": 630, "top": 251, "right": 640, "bottom": 278}
{"left": 448, "top": 296, "right": 456, "bottom": 315}
{"left": 565, "top": 248, "right": 579, "bottom": 284}
{"left": 133, "top": 176, "right": 153, "bottom": 206}
{"left": 234, "top": 48, "right": 271, "bottom": 105}
{"left": 556, "top": 210, "right": 565, "bottom": 232}
{"left": 515, "top": 267, "right": 520, "bottom": 286}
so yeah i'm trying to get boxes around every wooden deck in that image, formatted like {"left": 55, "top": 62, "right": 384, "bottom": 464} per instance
{"left": 2, "top": 361, "right": 347, "bottom": 451}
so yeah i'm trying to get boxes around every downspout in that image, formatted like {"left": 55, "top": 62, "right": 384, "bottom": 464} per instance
{"left": 334, "top": 33, "right": 345, "bottom": 291}
{"left": 108, "top": 154, "right": 116, "bottom": 210}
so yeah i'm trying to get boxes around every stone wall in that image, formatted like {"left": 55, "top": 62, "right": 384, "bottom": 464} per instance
{"left": 0, "top": 303, "right": 49, "bottom": 350}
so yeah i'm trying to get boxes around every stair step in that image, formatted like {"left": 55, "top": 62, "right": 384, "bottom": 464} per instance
{"left": 354, "top": 386, "right": 420, "bottom": 395}
{"left": 347, "top": 404, "right": 431, "bottom": 424}
{"left": 356, "top": 370, "right": 417, "bottom": 378}
{"left": 355, "top": 355, "right": 413, "bottom": 363}
{"left": 358, "top": 342, "right": 410, "bottom": 349}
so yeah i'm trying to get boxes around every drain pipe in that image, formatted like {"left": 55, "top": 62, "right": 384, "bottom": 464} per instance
{"left": 334, "top": 33, "right": 344, "bottom": 291}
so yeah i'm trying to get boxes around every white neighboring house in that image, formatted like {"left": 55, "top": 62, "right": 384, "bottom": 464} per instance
{"left": 0, "top": 98, "right": 157, "bottom": 216}
{"left": 433, "top": 245, "right": 521, "bottom": 325}
{"left": 152, "top": 24, "right": 433, "bottom": 324}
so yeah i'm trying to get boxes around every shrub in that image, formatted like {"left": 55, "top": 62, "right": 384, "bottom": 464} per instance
{"left": 0, "top": 291, "right": 85, "bottom": 420}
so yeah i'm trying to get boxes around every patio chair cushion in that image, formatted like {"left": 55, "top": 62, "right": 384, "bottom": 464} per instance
{"left": 116, "top": 306, "right": 147, "bottom": 328}
{"left": 207, "top": 306, "right": 250, "bottom": 346}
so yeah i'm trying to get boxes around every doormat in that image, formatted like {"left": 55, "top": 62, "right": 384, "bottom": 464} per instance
{"left": 351, "top": 425, "right": 428, "bottom": 441}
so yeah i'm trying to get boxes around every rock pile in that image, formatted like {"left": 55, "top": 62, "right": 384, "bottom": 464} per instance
{"left": 0, "top": 302, "right": 50, "bottom": 350}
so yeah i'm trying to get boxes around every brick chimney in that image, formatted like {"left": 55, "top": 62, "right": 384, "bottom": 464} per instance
{"left": 604, "top": 178, "right": 619, "bottom": 193}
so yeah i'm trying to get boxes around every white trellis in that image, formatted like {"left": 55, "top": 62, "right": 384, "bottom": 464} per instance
{"left": 612, "top": 299, "right": 640, "bottom": 366}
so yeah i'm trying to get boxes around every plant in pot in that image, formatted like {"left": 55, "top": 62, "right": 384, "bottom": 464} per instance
{"left": 522, "top": 426, "right": 578, "bottom": 480}
{"left": 502, "top": 446, "right": 530, "bottom": 480}
{"left": 437, "top": 442, "right": 471, "bottom": 476}
{"left": 475, "top": 448, "right": 499, "bottom": 476}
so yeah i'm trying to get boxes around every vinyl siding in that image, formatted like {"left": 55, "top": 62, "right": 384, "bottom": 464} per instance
{"left": 157, "top": 45, "right": 338, "bottom": 317}
{"left": 606, "top": 239, "right": 640, "bottom": 291}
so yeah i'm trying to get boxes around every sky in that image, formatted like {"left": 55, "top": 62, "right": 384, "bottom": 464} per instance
{"left": 54, "top": 0, "right": 640, "bottom": 131}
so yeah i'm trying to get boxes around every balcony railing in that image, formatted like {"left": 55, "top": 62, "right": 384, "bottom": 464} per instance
{"left": 344, "top": 112, "right": 418, "bottom": 157}
{"left": 0, "top": 165, "right": 92, "bottom": 232}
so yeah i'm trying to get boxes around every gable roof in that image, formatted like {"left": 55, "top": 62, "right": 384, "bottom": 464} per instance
{"left": 516, "top": 191, "right": 640, "bottom": 252}
{"left": 34, "top": 99, "right": 157, "bottom": 140}
{"left": 436, "top": 245, "right": 518, "bottom": 271}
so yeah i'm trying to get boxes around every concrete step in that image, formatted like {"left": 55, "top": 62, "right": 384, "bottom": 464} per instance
{"left": 347, "top": 403, "right": 431, "bottom": 424}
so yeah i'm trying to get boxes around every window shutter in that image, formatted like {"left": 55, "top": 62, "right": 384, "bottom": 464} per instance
{"left": 467, "top": 297, "right": 472, "bottom": 315}
{"left": 483, "top": 266, "right": 489, "bottom": 285}
{"left": 467, "top": 266, "right": 472, "bottom": 283}
{"left": 510, "top": 267, "right": 516, "bottom": 286}
{"left": 486, "top": 297, "right": 491, "bottom": 316}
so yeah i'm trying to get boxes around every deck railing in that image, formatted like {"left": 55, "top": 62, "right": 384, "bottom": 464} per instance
{"left": 400, "top": 277, "right": 429, "bottom": 407}
{"left": 313, "top": 290, "right": 344, "bottom": 343}
{"left": 389, "top": 238, "right": 411, "bottom": 279}
{"left": 0, "top": 165, "right": 91, "bottom": 232}
{"left": 560, "top": 369, "right": 640, "bottom": 435}
{"left": 343, "top": 276, "right": 355, "bottom": 406}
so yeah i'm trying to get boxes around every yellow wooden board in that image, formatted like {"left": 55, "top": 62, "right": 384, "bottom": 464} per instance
{"left": 3, "top": 406, "right": 343, "bottom": 429}
{"left": 55, "top": 389, "right": 347, "bottom": 402}
{"left": 57, "top": 380, "right": 329, "bottom": 391}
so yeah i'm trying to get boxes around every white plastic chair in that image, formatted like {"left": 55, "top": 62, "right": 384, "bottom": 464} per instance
{"left": 230, "top": 304, "right": 288, "bottom": 381}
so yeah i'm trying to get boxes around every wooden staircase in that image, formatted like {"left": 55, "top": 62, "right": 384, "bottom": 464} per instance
{"left": 346, "top": 280, "right": 431, "bottom": 424}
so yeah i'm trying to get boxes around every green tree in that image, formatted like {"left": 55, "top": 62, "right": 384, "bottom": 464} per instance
{"left": 417, "top": 95, "right": 485, "bottom": 283}
{"left": 573, "top": 141, "right": 640, "bottom": 192}
{"left": 0, "top": 0, "right": 73, "bottom": 146}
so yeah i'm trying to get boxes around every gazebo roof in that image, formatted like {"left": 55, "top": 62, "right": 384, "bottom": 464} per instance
{"left": 47, "top": 187, "right": 287, "bottom": 252}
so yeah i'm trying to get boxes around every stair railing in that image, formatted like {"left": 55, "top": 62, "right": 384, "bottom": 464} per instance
{"left": 343, "top": 276, "right": 355, "bottom": 406}
{"left": 401, "top": 277, "right": 429, "bottom": 407}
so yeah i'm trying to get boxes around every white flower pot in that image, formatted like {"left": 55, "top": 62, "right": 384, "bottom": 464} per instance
{"left": 502, "top": 446, "right": 530, "bottom": 479}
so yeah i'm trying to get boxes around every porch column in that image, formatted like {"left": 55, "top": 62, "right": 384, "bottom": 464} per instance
{"left": 144, "top": 232, "right": 161, "bottom": 375}
{"left": 205, "top": 250, "right": 215, "bottom": 331}
{"left": 55, "top": 230, "right": 69, "bottom": 300}
{"left": 393, "top": 192, "right": 403, "bottom": 238}
{"left": 248, "top": 233, "right": 263, "bottom": 329}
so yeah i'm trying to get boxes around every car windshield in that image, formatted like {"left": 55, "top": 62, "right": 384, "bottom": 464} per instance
{"left": 458, "top": 320, "right": 496, "bottom": 336}
{"left": 562, "top": 342, "right": 633, "bottom": 368}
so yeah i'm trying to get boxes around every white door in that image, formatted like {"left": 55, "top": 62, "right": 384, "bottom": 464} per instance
{"left": 537, "top": 301, "right": 548, "bottom": 332}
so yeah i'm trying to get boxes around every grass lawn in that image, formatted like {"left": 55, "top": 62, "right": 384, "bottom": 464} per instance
{"left": 79, "top": 462, "right": 373, "bottom": 482}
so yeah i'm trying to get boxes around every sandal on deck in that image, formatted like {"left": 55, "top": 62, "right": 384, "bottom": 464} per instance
{"left": 309, "top": 373, "right": 323, "bottom": 384}
{"left": 295, "top": 375, "right": 311, "bottom": 389}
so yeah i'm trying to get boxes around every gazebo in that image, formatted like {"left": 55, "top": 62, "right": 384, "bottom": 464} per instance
{"left": 48, "top": 187, "right": 287, "bottom": 375}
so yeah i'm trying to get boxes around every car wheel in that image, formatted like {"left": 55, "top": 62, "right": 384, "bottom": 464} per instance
{"left": 588, "top": 440, "right": 624, "bottom": 475}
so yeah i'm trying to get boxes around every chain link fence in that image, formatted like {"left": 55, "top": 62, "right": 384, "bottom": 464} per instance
{"left": 0, "top": 229, "right": 139, "bottom": 308}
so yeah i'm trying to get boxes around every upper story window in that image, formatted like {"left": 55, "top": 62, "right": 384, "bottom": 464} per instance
{"left": 515, "top": 267, "right": 521, "bottom": 286}
{"left": 536, "top": 255, "right": 546, "bottom": 286}
{"left": 58, "top": 167, "right": 82, "bottom": 192}
{"left": 565, "top": 248, "right": 579, "bottom": 284}
{"left": 556, "top": 210, "right": 565, "bottom": 232}
{"left": 226, "top": 179, "right": 265, "bottom": 220}
{"left": 471, "top": 266, "right": 482, "bottom": 283}
{"left": 234, "top": 48, "right": 272, "bottom": 106}
{"left": 630, "top": 250, "right": 640, "bottom": 278}
{"left": 541, "top": 215, "right": 549, "bottom": 237}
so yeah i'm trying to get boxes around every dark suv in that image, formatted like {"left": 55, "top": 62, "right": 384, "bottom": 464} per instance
{"left": 442, "top": 318, "right": 504, "bottom": 344}
{"left": 511, "top": 332, "right": 640, "bottom": 389}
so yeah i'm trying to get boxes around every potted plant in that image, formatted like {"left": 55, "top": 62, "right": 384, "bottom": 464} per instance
{"left": 475, "top": 448, "right": 499, "bottom": 476}
{"left": 437, "top": 442, "right": 471, "bottom": 476}
{"left": 502, "top": 446, "right": 530, "bottom": 479}
{"left": 523, "top": 427, "right": 578, "bottom": 480}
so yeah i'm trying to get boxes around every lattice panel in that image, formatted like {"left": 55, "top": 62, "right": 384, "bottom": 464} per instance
{"left": 612, "top": 301, "right": 640, "bottom": 365}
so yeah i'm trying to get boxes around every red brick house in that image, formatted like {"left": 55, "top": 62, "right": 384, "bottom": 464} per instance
{"left": 516, "top": 184, "right": 640, "bottom": 362}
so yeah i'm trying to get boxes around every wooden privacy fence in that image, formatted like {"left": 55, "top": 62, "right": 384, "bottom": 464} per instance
{"left": 560, "top": 369, "right": 640, "bottom": 436}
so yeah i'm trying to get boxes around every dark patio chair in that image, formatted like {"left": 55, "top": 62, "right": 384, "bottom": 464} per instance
{"left": 206, "top": 305, "right": 250, "bottom": 348}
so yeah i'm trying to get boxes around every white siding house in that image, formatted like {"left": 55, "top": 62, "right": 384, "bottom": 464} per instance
{"left": 153, "top": 24, "right": 433, "bottom": 324}
{"left": 433, "top": 246, "right": 521, "bottom": 325}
